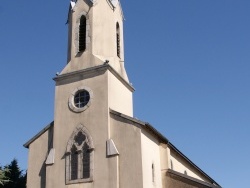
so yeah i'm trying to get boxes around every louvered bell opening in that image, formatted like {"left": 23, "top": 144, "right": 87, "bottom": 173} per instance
{"left": 79, "top": 16, "right": 86, "bottom": 52}
{"left": 116, "top": 22, "right": 120, "bottom": 58}
{"left": 117, "top": 33, "right": 120, "bottom": 58}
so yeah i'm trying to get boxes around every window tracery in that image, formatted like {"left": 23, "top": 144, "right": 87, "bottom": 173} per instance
{"left": 66, "top": 125, "right": 94, "bottom": 184}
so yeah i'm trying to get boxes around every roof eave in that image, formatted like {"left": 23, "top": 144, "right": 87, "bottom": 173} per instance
{"left": 109, "top": 109, "right": 221, "bottom": 187}
{"left": 23, "top": 121, "right": 54, "bottom": 148}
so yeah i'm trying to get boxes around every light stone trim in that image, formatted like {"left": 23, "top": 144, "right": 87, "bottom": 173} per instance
{"left": 45, "top": 148, "right": 55, "bottom": 165}
{"left": 65, "top": 124, "right": 94, "bottom": 184}
{"left": 54, "top": 64, "right": 135, "bottom": 92}
{"left": 74, "top": 11, "right": 91, "bottom": 55}
{"left": 68, "top": 86, "right": 94, "bottom": 113}
{"left": 106, "top": 139, "right": 119, "bottom": 156}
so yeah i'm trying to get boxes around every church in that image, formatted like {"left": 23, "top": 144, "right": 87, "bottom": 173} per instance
{"left": 24, "top": 0, "right": 221, "bottom": 187}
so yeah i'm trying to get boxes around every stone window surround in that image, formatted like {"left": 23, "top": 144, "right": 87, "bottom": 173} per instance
{"left": 65, "top": 124, "right": 94, "bottom": 184}
{"left": 68, "top": 86, "right": 93, "bottom": 113}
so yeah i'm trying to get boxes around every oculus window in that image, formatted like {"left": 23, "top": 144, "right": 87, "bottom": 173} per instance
{"left": 69, "top": 86, "right": 93, "bottom": 113}
{"left": 74, "top": 90, "right": 90, "bottom": 108}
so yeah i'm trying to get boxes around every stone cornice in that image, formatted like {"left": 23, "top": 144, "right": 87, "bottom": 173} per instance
{"left": 167, "top": 169, "right": 221, "bottom": 188}
{"left": 53, "top": 64, "right": 135, "bottom": 92}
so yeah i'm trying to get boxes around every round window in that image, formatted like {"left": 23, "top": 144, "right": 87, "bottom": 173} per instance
{"left": 74, "top": 90, "right": 90, "bottom": 108}
{"left": 69, "top": 87, "right": 93, "bottom": 112}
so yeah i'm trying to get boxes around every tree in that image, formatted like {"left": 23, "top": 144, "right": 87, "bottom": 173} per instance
{"left": 0, "top": 159, "right": 26, "bottom": 188}
{"left": 0, "top": 168, "right": 10, "bottom": 186}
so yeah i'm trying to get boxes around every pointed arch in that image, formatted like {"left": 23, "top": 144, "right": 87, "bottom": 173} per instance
{"left": 66, "top": 124, "right": 94, "bottom": 184}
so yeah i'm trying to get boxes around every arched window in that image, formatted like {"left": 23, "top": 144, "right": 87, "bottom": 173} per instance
{"left": 66, "top": 125, "right": 94, "bottom": 184}
{"left": 79, "top": 15, "right": 86, "bottom": 52}
{"left": 184, "top": 170, "right": 187, "bottom": 175}
{"left": 152, "top": 163, "right": 155, "bottom": 182}
{"left": 116, "top": 22, "right": 120, "bottom": 58}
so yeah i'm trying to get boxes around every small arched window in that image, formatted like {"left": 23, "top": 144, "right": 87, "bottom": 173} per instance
{"left": 79, "top": 15, "right": 86, "bottom": 52}
{"left": 66, "top": 125, "right": 94, "bottom": 184}
{"left": 152, "top": 163, "right": 155, "bottom": 182}
{"left": 116, "top": 22, "right": 120, "bottom": 58}
{"left": 184, "top": 170, "right": 187, "bottom": 175}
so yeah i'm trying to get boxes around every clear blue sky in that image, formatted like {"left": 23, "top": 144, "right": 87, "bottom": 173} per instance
{"left": 0, "top": 0, "right": 249, "bottom": 187}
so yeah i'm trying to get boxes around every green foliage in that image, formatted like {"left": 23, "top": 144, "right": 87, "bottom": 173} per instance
{"left": 0, "top": 159, "right": 26, "bottom": 188}
{"left": 0, "top": 168, "right": 10, "bottom": 186}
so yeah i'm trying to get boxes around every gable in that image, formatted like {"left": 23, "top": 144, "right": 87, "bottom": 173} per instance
{"left": 23, "top": 121, "right": 54, "bottom": 148}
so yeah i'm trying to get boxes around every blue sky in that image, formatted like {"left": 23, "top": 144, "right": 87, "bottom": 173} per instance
{"left": 0, "top": 0, "right": 249, "bottom": 187}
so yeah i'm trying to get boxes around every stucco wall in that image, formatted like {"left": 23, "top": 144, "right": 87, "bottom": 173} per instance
{"left": 169, "top": 150, "right": 210, "bottom": 182}
{"left": 27, "top": 127, "right": 53, "bottom": 188}
{"left": 47, "top": 70, "right": 112, "bottom": 188}
{"left": 165, "top": 175, "right": 203, "bottom": 188}
{"left": 108, "top": 71, "right": 133, "bottom": 117}
{"left": 110, "top": 114, "right": 144, "bottom": 188}
{"left": 141, "top": 129, "right": 162, "bottom": 188}
{"left": 159, "top": 145, "right": 170, "bottom": 187}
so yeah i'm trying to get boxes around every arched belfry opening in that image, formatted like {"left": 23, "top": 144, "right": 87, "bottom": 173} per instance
{"left": 79, "top": 15, "right": 86, "bottom": 52}
{"left": 116, "top": 22, "right": 120, "bottom": 58}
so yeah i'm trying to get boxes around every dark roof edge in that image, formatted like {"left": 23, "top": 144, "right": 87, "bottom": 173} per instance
{"left": 167, "top": 142, "right": 221, "bottom": 187}
{"left": 23, "top": 121, "right": 54, "bottom": 148}
{"left": 109, "top": 109, "right": 221, "bottom": 187}
{"left": 167, "top": 169, "right": 221, "bottom": 188}
{"left": 110, "top": 109, "right": 146, "bottom": 126}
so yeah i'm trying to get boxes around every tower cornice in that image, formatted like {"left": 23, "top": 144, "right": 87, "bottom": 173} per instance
{"left": 53, "top": 64, "right": 135, "bottom": 92}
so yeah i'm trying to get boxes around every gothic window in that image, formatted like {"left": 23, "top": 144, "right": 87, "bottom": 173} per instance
{"left": 79, "top": 15, "right": 86, "bottom": 52}
{"left": 66, "top": 125, "right": 94, "bottom": 184}
{"left": 116, "top": 22, "right": 120, "bottom": 58}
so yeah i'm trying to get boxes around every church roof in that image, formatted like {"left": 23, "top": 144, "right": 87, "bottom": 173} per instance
{"left": 23, "top": 121, "right": 54, "bottom": 148}
{"left": 110, "top": 109, "right": 221, "bottom": 188}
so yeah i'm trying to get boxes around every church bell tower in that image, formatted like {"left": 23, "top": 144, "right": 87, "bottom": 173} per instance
{"left": 45, "top": 0, "right": 134, "bottom": 187}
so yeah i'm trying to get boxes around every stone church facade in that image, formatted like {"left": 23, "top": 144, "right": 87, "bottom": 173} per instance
{"left": 24, "top": 0, "right": 221, "bottom": 188}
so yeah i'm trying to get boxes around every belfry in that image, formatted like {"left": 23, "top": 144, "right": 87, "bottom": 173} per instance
{"left": 24, "top": 0, "right": 221, "bottom": 188}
